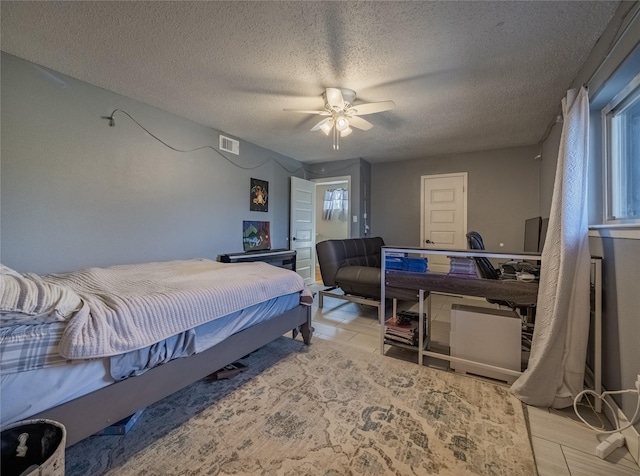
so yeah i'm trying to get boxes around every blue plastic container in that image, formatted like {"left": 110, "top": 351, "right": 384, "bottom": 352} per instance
{"left": 385, "top": 256, "right": 428, "bottom": 272}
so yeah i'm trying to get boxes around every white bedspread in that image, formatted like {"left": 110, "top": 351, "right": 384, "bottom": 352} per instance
{"left": 50, "top": 259, "right": 307, "bottom": 359}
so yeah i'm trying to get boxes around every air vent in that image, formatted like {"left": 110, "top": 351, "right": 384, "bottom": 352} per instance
{"left": 219, "top": 135, "right": 239, "bottom": 155}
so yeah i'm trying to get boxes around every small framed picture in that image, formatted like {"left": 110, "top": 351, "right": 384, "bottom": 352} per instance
{"left": 250, "top": 178, "right": 268, "bottom": 212}
{"left": 243, "top": 221, "right": 271, "bottom": 251}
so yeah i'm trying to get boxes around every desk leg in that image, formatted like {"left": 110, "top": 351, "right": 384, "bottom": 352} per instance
{"left": 594, "top": 258, "right": 602, "bottom": 413}
{"left": 427, "top": 292, "right": 433, "bottom": 351}
{"left": 418, "top": 290, "right": 424, "bottom": 366}
{"left": 379, "top": 294, "right": 385, "bottom": 355}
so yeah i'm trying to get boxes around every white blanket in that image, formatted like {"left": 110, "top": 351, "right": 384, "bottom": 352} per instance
{"left": 50, "top": 259, "right": 308, "bottom": 359}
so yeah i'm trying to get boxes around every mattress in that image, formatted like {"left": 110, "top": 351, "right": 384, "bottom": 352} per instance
{"left": 1, "top": 292, "right": 300, "bottom": 426}
{"left": 50, "top": 259, "right": 308, "bottom": 359}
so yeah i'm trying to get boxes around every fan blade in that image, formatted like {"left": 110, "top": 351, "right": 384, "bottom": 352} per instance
{"left": 325, "top": 88, "right": 345, "bottom": 109}
{"left": 348, "top": 100, "right": 395, "bottom": 116}
{"left": 348, "top": 115, "right": 374, "bottom": 131}
{"left": 311, "top": 117, "right": 333, "bottom": 132}
{"left": 283, "top": 109, "right": 330, "bottom": 115}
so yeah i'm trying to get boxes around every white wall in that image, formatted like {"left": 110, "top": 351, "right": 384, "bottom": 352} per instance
{"left": 315, "top": 183, "right": 349, "bottom": 243}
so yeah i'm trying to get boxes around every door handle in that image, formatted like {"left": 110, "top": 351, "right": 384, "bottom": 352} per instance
{"left": 292, "top": 237, "right": 297, "bottom": 241}
{"left": 425, "top": 239, "right": 433, "bottom": 244}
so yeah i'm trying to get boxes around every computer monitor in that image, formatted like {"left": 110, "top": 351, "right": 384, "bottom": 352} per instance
{"left": 524, "top": 216, "right": 542, "bottom": 253}
{"left": 538, "top": 218, "right": 549, "bottom": 253}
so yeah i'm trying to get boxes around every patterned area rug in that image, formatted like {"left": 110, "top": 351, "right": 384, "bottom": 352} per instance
{"left": 66, "top": 337, "right": 536, "bottom": 475}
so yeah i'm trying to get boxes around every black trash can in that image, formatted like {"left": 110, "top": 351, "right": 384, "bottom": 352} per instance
{"left": 1, "top": 419, "right": 66, "bottom": 476}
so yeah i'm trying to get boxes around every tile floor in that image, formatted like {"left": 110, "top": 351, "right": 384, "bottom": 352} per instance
{"left": 307, "top": 284, "right": 640, "bottom": 476}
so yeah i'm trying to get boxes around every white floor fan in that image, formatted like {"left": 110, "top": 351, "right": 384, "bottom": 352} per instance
{"left": 284, "top": 87, "right": 394, "bottom": 150}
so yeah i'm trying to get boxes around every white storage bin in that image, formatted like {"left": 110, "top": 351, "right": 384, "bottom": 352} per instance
{"left": 450, "top": 304, "right": 521, "bottom": 383}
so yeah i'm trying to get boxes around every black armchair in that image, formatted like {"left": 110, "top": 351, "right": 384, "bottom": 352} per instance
{"left": 315, "top": 237, "right": 385, "bottom": 309}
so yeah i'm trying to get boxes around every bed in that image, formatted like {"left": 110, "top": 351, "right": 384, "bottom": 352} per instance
{"left": 0, "top": 259, "right": 313, "bottom": 446}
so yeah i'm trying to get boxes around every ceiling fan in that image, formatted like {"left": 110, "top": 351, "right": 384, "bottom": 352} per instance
{"left": 284, "top": 87, "right": 395, "bottom": 150}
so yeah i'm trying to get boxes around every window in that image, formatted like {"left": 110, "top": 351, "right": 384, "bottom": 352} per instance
{"left": 603, "top": 72, "right": 640, "bottom": 224}
{"left": 322, "top": 188, "right": 348, "bottom": 221}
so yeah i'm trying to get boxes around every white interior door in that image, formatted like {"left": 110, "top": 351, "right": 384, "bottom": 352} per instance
{"left": 290, "top": 176, "right": 316, "bottom": 285}
{"left": 420, "top": 173, "right": 468, "bottom": 273}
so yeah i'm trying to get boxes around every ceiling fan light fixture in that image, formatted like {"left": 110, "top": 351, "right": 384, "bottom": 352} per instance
{"left": 335, "top": 115, "right": 349, "bottom": 131}
{"left": 286, "top": 87, "right": 394, "bottom": 150}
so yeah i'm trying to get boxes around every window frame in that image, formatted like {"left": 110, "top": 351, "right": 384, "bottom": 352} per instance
{"left": 601, "top": 71, "right": 640, "bottom": 225}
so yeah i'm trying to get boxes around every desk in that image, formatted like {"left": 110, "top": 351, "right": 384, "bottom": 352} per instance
{"left": 380, "top": 247, "right": 603, "bottom": 410}
{"left": 386, "top": 271, "right": 538, "bottom": 305}
{"left": 380, "top": 247, "right": 542, "bottom": 380}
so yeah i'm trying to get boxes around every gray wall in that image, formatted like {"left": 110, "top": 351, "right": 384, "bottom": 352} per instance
{"left": 543, "top": 115, "right": 640, "bottom": 431}
{"left": 539, "top": 122, "right": 561, "bottom": 218}
{"left": 305, "top": 158, "right": 370, "bottom": 238}
{"left": 589, "top": 236, "right": 640, "bottom": 431}
{"left": 1, "top": 53, "right": 302, "bottom": 274}
{"left": 370, "top": 146, "right": 541, "bottom": 251}
{"left": 539, "top": 34, "right": 640, "bottom": 430}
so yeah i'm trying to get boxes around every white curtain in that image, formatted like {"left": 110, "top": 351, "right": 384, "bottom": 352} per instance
{"left": 323, "top": 188, "right": 348, "bottom": 221}
{"left": 511, "top": 87, "right": 592, "bottom": 408}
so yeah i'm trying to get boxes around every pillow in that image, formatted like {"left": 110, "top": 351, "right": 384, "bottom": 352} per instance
{"left": 1, "top": 264, "right": 23, "bottom": 278}
{"left": 0, "top": 270, "right": 84, "bottom": 327}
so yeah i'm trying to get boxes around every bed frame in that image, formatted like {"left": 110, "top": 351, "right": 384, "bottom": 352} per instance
{"left": 30, "top": 304, "right": 312, "bottom": 447}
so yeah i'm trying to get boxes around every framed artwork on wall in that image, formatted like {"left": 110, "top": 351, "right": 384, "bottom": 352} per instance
{"left": 243, "top": 220, "right": 271, "bottom": 251}
{"left": 250, "top": 178, "right": 268, "bottom": 212}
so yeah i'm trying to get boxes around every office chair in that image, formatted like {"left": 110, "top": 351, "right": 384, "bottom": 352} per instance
{"left": 466, "top": 232, "right": 501, "bottom": 281}
{"left": 465, "top": 231, "right": 536, "bottom": 331}
{"left": 466, "top": 231, "right": 507, "bottom": 304}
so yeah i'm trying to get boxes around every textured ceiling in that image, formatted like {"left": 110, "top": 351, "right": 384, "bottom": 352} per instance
{"left": 0, "top": 1, "right": 619, "bottom": 164}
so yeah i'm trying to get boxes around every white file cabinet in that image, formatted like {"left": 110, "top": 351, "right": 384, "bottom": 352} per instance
{"left": 450, "top": 304, "right": 521, "bottom": 383}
